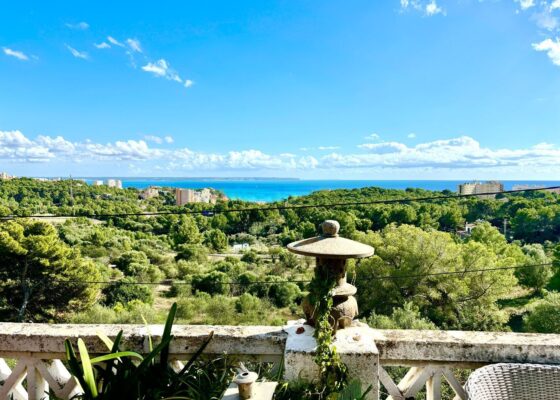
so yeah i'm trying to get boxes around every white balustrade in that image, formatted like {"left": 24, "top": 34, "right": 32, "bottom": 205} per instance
{"left": 1, "top": 323, "right": 559, "bottom": 400}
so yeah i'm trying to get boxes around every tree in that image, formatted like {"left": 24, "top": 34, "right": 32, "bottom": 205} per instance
{"left": 523, "top": 293, "right": 560, "bottom": 333}
{"left": 355, "top": 224, "right": 518, "bottom": 331}
{"left": 0, "top": 220, "right": 100, "bottom": 321}
{"left": 516, "top": 244, "right": 553, "bottom": 293}
{"left": 204, "top": 229, "right": 228, "bottom": 252}
{"left": 175, "top": 244, "right": 209, "bottom": 263}
{"left": 171, "top": 215, "right": 201, "bottom": 246}
{"left": 241, "top": 249, "right": 259, "bottom": 264}
{"left": 114, "top": 250, "right": 149, "bottom": 275}
{"left": 279, "top": 250, "right": 300, "bottom": 269}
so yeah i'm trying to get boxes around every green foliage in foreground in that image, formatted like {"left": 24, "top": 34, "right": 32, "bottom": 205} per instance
{"left": 64, "top": 303, "right": 228, "bottom": 400}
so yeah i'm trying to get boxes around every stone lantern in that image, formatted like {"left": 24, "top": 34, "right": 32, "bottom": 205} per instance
{"left": 287, "top": 220, "right": 374, "bottom": 329}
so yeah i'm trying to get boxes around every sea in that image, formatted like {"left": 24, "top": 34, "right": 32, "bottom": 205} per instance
{"left": 79, "top": 179, "right": 560, "bottom": 203}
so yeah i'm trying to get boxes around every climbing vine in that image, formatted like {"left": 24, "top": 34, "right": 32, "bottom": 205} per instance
{"left": 308, "top": 269, "right": 349, "bottom": 397}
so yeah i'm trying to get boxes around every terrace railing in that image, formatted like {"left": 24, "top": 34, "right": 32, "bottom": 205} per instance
{"left": 0, "top": 322, "right": 559, "bottom": 400}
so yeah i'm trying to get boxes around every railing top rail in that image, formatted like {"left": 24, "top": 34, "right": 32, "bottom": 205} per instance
{"left": 0, "top": 323, "right": 287, "bottom": 358}
{"left": 372, "top": 329, "right": 560, "bottom": 365}
{"left": 1, "top": 323, "right": 560, "bottom": 365}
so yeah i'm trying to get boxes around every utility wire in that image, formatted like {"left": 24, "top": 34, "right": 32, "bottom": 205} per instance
{"left": 46, "top": 262, "right": 553, "bottom": 286}
{"left": 1, "top": 185, "right": 559, "bottom": 221}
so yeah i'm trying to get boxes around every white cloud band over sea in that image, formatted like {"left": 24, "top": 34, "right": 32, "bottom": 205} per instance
{"left": 2, "top": 129, "right": 560, "bottom": 179}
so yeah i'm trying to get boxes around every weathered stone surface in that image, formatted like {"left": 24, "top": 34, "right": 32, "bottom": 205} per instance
{"left": 283, "top": 320, "right": 379, "bottom": 400}
{"left": 0, "top": 323, "right": 286, "bottom": 360}
{"left": 372, "top": 329, "right": 560, "bottom": 365}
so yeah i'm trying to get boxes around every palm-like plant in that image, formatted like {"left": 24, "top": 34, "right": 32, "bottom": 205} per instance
{"left": 64, "top": 303, "right": 220, "bottom": 400}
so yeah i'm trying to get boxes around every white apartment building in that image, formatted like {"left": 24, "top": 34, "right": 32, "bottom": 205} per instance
{"left": 141, "top": 187, "right": 159, "bottom": 199}
{"left": 458, "top": 181, "right": 504, "bottom": 199}
{"left": 175, "top": 188, "right": 219, "bottom": 205}
{"left": 0, "top": 172, "right": 13, "bottom": 180}
{"left": 106, "top": 179, "right": 123, "bottom": 189}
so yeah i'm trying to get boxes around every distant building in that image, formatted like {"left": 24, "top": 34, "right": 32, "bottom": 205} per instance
{"left": 106, "top": 179, "right": 123, "bottom": 189}
{"left": 0, "top": 172, "right": 13, "bottom": 180}
{"left": 457, "top": 220, "right": 483, "bottom": 239}
{"left": 175, "top": 188, "right": 221, "bottom": 206}
{"left": 458, "top": 181, "right": 504, "bottom": 199}
{"left": 232, "top": 243, "right": 250, "bottom": 252}
{"left": 141, "top": 187, "right": 159, "bottom": 199}
{"left": 93, "top": 180, "right": 104, "bottom": 186}
{"left": 512, "top": 184, "right": 560, "bottom": 195}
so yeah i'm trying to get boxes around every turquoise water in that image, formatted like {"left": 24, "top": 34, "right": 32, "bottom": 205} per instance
{"left": 79, "top": 179, "right": 560, "bottom": 202}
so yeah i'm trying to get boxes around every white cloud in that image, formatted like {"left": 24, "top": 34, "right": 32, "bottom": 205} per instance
{"left": 84, "top": 140, "right": 160, "bottom": 160}
{"left": 532, "top": 38, "right": 560, "bottom": 66}
{"left": 65, "top": 45, "right": 89, "bottom": 60}
{"left": 408, "top": 133, "right": 417, "bottom": 139}
{"left": 144, "top": 135, "right": 163, "bottom": 144}
{"left": 328, "top": 136, "right": 560, "bottom": 169}
{"left": 142, "top": 59, "right": 183, "bottom": 83}
{"left": 66, "top": 22, "right": 89, "bottom": 30}
{"left": 5, "top": 130, "right": 559, "bottom": 175}
{"left": 400, "top": 0, "right": 443, "bottom": 16}
{"left": 532, "top": 10, "right": 559, "bottom": 31}
{"left": 318, "top": 146, "right": 340, "bottom": 150}
{"left": 184, "top": 79, "right": 194, "bottom": 88}
{"left": 515, "top": 0, "right": 535, "bottom": 10}
{"left": 552, "top": 0, "right": 560, "bottom": 11}
{"left": 142, "top": 59, "right": 171, "bottom": 77}
{"left": 36, "top": 136, "right": 75, "bottom": 153}
{"left": 107, "top": 36, "right": 125, "bottom": 47}
{"left": 364, "top": 133, "right": 381, "bottom": 141}
{"left": 94, "top": 42, "right": 111, "bottom": 49}
{"left": 358, "top": 142, "right": 409, "bottom": 154}
{"left": 126, "top": 38, "right": 142, "bottom": 53}
{"left": 2, "top": 47, "right": 29, "bottom": 61}
{"left": 425, "top": 0, "right": 443, "bottom": 16}
{"left": 143, "top": 135, "right": 174, "bottom": 144}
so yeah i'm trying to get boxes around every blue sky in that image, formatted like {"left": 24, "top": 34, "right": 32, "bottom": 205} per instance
{"left": 1, "top": 0, "right": 560, "bottom": 179}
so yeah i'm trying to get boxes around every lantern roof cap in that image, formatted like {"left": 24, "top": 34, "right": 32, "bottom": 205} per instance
{"left": 287, "top": 220, "right": 374, "bottom": 259}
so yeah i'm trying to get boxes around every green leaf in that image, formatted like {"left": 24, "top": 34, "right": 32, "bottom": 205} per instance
{"left": 96, "top": 331, "right": 114, "bottom": 351}
{"left": 159, "top": 302, "right": 177, "bottom": 369}
{"left": 65, "top": 339, "right": 91, "bottom": 397}
{"left": 78, "top": 338, "right": 98, "bottom": 398}
{"left": 90, "top": 351, "right": 143, "bottom": 364}
{"left": 136, "top": 335, "right": 173, "bottom": 373}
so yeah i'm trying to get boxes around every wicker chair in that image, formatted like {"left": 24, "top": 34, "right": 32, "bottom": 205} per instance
{"left": 464, "top": 363, "right": 560, "bottom": 399}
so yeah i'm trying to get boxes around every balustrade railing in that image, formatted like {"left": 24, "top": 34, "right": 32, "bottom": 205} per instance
{"left": 1, "top": 322, "right": 559, "bottom": 400}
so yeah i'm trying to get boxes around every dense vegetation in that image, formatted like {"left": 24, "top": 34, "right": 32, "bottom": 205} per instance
{"left": 0, "top": 178, "right": 559, "bottom": 335}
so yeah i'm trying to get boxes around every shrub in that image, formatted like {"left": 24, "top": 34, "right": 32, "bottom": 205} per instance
{"left": 175, "top": 244, "right": 208, "bottom": 263}
{"left": 192, "top": 271, "right": 230, "bottom": 295}
{"left": 268, "top": 282, "right": 302, "bottom": 308}
{"left": 523, "top": 292, "right": 560, "bottom": 333}
{"left": 367, "top": 302, "right": 437, "bottom": 330}
{"left": 102, "top": 277, "right": 154, "bottom": 306}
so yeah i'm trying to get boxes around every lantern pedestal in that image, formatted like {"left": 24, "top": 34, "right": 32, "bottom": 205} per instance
{"left": 283, "top": 320, "right": 380, "bottom": 400}
{"left": 287, "top": 220, "right": 374, "bottom": 329}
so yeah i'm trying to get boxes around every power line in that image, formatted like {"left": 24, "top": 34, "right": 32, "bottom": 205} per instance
{"left": 1, "top": 185, "right": 559, "bottom": 221}
{"left": 45, "top": 262, "right": 553, "bottom": 287}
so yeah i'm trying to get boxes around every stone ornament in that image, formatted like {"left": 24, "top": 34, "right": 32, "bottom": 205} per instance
{"left": 287, "top": 220, "right": 374, "bottom": 329}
